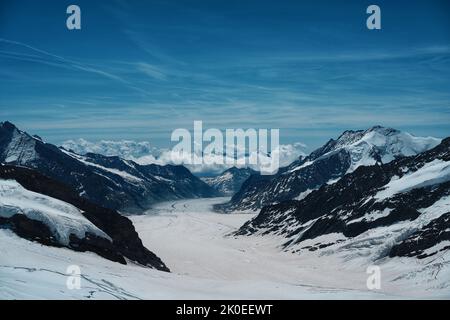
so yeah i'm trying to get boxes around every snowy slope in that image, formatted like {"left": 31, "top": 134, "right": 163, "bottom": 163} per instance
{"left": 0, "top": 179, "right": 110, "bottom": 246}
{"left": 302, "top": 126, "right": 441, "bottom": 173}
{"left": 217, "top": 126, "right": 441, "bottom": 213}
{"left": 1, "top": 124, "right": 39, "bottom": 164}
{"left": 374, "top": 159, "right": 450, "bottom": 200}
{"left": 0, "top": 164, "right": 169, "bottom": 270}
{"left": 1, "top": 198, "right": 448, "bottom": 299}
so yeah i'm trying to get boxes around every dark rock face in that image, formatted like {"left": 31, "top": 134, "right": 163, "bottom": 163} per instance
{"left": 0, "top": 213, "right": 126, "bottom": 264}
{"left": 68, "top": 233, "right": 127, "bottom": 264}
{"left": 0, "top": 214, "right": 58, "bottom": 247}
{"left": 202, "top": 167, "right": 258, "bottom": 196}
{"left": 390, "top": 213, "right": 450, "bottom": 259}
{"left": 0, "top": 121, "right": 218, "bottom": 212}
{"left": 0, "top": 165, "right": 169, "bottom": 271}
{"left": 236, "top": 137, "right": 450, "bottom": 260}
{"left": 217, "top": 126, "right": 440, "bottom": 213}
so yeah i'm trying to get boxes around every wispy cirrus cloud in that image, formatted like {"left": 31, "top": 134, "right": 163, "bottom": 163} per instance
{"left": 0, "top": 38, "right": 123, "bottom": 81}
{"left": 133, "top": 62, "right": 168, "bottom": 81}
{"left": 0, "top": 38, "right": 157, "bottom": 96}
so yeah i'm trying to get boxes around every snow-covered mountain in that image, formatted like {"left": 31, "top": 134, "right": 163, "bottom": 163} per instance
{"left": 62, "top": 138, "right": 158, "bottom": 160}
{"left": 201, "top": 167, "right": 258, "bottom": 196}
{"left": 236, "top": 137, "right": 450, "bottom": 262}
{"left": 216, "top": 126, "right": 441, "bottom": 213}
{"left": 0, "top": 164, "right": 169, "bottom": 270}
{"left": 0, "top": 121, "right": 218, "bottom": 212}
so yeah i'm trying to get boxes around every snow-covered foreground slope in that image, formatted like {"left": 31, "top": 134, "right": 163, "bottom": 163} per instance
{"left": 1, "top": 198, "right": 448, "bottom": 299}
{"left": 0, "top": 231, "right": 385, "bottom": 299}
{"left": 0, "top": 179, "right": 110, "bottom": 245}
{"left": 0, "top": 165, "right": 170, "bottom": 269}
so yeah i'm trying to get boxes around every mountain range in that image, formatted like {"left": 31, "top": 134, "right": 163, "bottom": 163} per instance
{"left": 0, "top": 121, "right": 218, "bottom": 213}
{"left": 235, "top": 137, "right": 450, "bottom": 261}
{"left": 215, "top": 126, "right": 441, "bottom": 212}
{"left": 1, "top": 121, "right": 448, "bottom": 275}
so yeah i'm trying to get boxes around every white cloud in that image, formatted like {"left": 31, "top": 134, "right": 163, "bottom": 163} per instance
{"left": 62, "top": 139, "right": 160, "bottom": 159}
{"left": 61, "top": 139, "right": 307, "bottom": 175}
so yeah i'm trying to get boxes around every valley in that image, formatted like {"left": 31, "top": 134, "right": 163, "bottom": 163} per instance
{"left": 2, "top": 197, "right": 448, "bottom": 299}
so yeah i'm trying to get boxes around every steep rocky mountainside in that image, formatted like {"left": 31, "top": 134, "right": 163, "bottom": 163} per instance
{"left": 0, "top": 121, "right": 218, "bottom": 212}
{"left": 236, "top": 137, "right": 450, "bottom": 260}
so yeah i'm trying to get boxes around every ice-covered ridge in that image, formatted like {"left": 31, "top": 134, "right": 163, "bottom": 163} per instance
{"left": 0, "top": 179, "right": 111, "bottom": 245}
{"left": 3, "top": 126, "right": 38, "bottom": 164}
{"left": 288, "top": 161, "right": 313, "bottom": 173}
{"left": 375, "top": 159, "right": 450, "bottom": 200}
{"left": 418, "top": 195, "right": 450, "bottom": 221}
{"left": 60, "top": 149, "right": 144, "bottom": 183}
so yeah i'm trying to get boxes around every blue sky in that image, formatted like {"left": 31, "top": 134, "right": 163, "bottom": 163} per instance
{"left": 0, "top": 0, "right": 449, "bottom": 151}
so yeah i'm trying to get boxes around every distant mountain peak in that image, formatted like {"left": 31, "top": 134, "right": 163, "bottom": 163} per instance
{"left": 367, "top": 124, "right": 398, "bottom": 132}
{"left": 336, "top": 126, "right": 400, "bottom": 142}
{"left": 202, "top": 166, "right": 258, "bottom": 196}
{"left": 1, "top": 121, "right": 18, "bottom": 130}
